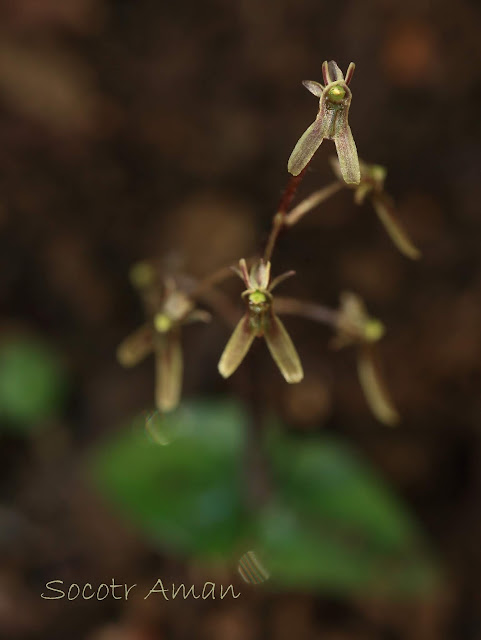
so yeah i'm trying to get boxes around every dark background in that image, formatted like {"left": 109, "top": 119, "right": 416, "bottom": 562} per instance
{"left": 0, "top": 0, "right": 481, "bottom": 638}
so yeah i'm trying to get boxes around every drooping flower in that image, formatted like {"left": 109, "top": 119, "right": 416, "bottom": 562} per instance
{"left": 117, "top": 262, "right": 210, "bottom": 412}
{"left": 288, "top": 60, "right": 360, "bottom": 184}
{"left": 218, "top": 259, "right": 303, "bottom": 383}
{"left": 333, "top": 292, "right": 399, "bottom": 426}
{"left": 330, "top": 157, "right": 421, "bottom": 260}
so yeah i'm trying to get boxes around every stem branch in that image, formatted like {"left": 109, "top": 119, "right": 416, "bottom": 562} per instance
{"left": 274, "top": 296, "right": 339, "bottom": 328}
{"left": 285, "top": 181, "right": 342, "bottom": 227}
{"left": 263, "top": 168, "right": 308, "bottom": 262}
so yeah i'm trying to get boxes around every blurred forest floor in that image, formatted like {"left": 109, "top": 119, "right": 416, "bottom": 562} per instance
{"left": 0, "top": 0, "right": 481, "bottom": 638}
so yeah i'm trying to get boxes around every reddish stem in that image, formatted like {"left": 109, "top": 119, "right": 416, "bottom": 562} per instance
{"left": 278, "top": 167, "right": 308, "bottom": 216}
{"left": 264, "top": 167, "right": 308, "bottom": 262}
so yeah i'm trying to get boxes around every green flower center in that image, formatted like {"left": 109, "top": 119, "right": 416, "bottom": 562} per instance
{"left": 129, "top": 261, "right": 154, "bottom": 289}
{"left": 327, "top": 84, "right": 346, "bottom": 104}
{"left": 364, "top": 319, "right": 385, "bottom": 342}
{"left": 154, "top": 313, "right": 172, "bottom": 333}
{"left": 249, "top": 290, "right": 267, "bottom": 305}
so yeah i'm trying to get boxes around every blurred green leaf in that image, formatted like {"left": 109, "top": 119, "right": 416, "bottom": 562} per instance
{"left": 92, "top": 402, "right": 250, "bottom": 559}
{"left": 256, "top": 502, "right": 437, "bottom": 594}
{"left": 260, "top": 426, "right": 439, "bottom": 593}
{"left": 269, "top": 429, "right": 416, "bottom": 551}
{"left": 0, "top": 337, "right": 67, "bottom": 429}
{"left": 91, "top": 398, "right": 439, "bottom": 594}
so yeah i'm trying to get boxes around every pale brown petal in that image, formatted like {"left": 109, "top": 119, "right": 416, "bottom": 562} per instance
{"left": 357, "top": 344, "right": 399, "bottom": 426}
{"left": 322, "top": 60, "right": 330, "bottom": 85}
{"left": 302, "top": 80, "right": 324, "bottom": 97}
{"left": 218, "top": 314, "right": 255, "bottom": 379}
{"left": 333, "top": 107, "right": 360, "bottom": 185}
{"left": 250, "top": 260, "right": 271, "bottom": 290}
{"left": 116, "top": 324, "right": 154, "bottom": 367}
{"left": 287, "top": 116, "right": 326, "bottom": 176}
{"left": 264, "top": 313, "right": 303, "bottom": 383}
{"left": 238, "top": 258, "right": 250, "bottom": 287}
{"left": 155, "top": 331, "right": 183, "bottom": 413}
{"left": 327, "top": 60, "right": 344, "bottom": 82}
{"left": 372, "top": 193, "right": 421, "bottom": 260}
{"left": 344, "top": 62, "right": 356, "bottom": 85}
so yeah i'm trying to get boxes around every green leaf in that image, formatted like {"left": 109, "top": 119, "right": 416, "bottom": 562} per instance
{"left": 91, "top": 398, "right": 439, "bottom": 594}
{"left": 269, "top": 428, "right": 418, "bottom": 550}
{"left": 91, "top": 400, "right": 250, "bottom": 559}
{"left": 256, "top": 503, "right": 436, "bottom": 594}
{"left": 0, "top": 337, "right": 67, "bottom": 429}
{"left": 263, "top": 428, "right": 439, "bottom": 593}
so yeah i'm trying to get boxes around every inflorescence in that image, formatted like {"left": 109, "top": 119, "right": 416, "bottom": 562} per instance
{"left": 117, "top": 60, "right": 421, "bottom": 426}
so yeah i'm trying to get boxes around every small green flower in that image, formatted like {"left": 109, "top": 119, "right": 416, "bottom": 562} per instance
{"left": 218, "top": 259, "right": 303, "bottom": 383}
{"left": 288, "top": 60, "right": 360, "bottom": 184}
{"left": 330, "top": 157, "right": 421, "bottom": 260}
{"left": 333, "top": 292, "right": 399, "bottom": 426}
{"left": 117, "top": 262, "right": 210, "bottom": 413}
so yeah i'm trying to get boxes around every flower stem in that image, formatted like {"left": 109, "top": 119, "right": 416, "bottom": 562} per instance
{"left": 263, "top": 167, "right": 308, "bottom": 262}
{"left": 284, "top": 181, "right": 342, "bottom": 227}
{"left": 274, "top": 296, "right": 339, "bottom": 327}
{"left": 264, "top": 172, "right": 343, "bottom": 263}
{"left": 187, "top": 265, "right": 237, "bottom": 299}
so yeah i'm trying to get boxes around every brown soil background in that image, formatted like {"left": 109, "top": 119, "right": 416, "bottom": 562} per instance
{"left": 0, "top": 0, "right": 481, "bottom": 638}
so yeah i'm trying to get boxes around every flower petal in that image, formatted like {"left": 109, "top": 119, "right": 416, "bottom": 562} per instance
{"left": 117, "top": 324, "right": 154, "bottom": 367}
{"left": 357, "top": 344, "right": 399, "bottom": 426}
{"left": 264, "top": 313, "right": 303, "bottom": 383}
{"left": 327, "top": 60, "right": 344, "bottom": 82}
{"left": 218, "top": 314, "right": 255, "bottom": 378}
{"left": 155, "top": 331, "right": 183, "bottom": 412}
{"left": 322, "top": 60, "right": 330, "bottom": 85}
{"left": 237, "top": 258, "right": 250, "bottom": 287}
{"left": 333, "top": 109, "right": 360, "bottom": 185}
{"left": 344, "top": 62, "right": 355, "bottom": 85}
{"left": 268, "top": 270, "right": 296, "bottom": 292}
{"left": 250, "top": 260, "right": 271, "bottom": 290}
{"left": 302, "top": 80, "right": 324, "bottom": 97}
{"left": 288, "top": 116, "right": 326, "bottom": 176}
{"left": 372, "top": 193, "right": 421, "bottom": 260}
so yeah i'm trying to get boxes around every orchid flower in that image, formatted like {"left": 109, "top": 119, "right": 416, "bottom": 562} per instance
{"left": 330, "top": 157, "right": 421, "bottom": 260}
{"left": 288, "top": 60, "right": 360, "bottom": 184}
{"left": 218, "top": 259, "right": 303, "bottom": 383}
{"left": 117, "top": 262, "right": 210, "bottom": 413}
{"left": 333, "top": 292, "right": 399, "bottom": 426}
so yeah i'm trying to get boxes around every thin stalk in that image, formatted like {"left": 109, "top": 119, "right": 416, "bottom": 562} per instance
{"left": 187, "top": 265, "right": 237, "bottom": 300}
{"left": 285, "top": 181, "right": 342, "bottom": 227}
{"left": 195, "top": 287, "right": 240, "bottom": 328}
{"left": 176, "top": 265, "right": 246, "bottom": 328}
{"left": 274, "top": 296, "right": 339, "bottom": 328}
{"left": 264, "top": 167, "right": 308, "bottom": 262}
